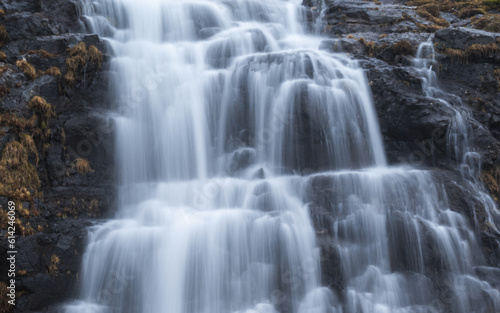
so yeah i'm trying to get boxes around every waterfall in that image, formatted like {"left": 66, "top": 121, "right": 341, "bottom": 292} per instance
{"left": 65, "top": 1, "right": 499, "bottom": 313}
{"left": 414, "top": 40, "right": 500, "bottom": 240}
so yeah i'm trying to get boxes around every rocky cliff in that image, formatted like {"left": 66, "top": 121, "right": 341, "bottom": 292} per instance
{"left": 302, "top": 0, "right": 500, "bottom": 301}
{"left": 0, "top": 0, "right": 499, "bottom": 312}
{"left": 0, "top": 1, "right": 114, "bottom": 312}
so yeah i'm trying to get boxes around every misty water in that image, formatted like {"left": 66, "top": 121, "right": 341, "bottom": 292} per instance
{"left": 65, "top": 1, "right": 500, "bottom": 312}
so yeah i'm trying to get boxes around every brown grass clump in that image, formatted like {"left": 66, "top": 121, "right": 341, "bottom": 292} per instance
{"left": 420, "top": 4, "right": 440, "bottom": 17}
{"left": 0, "top": 9, "right": 5, "bottom": 15}
{"left": 441, "top": 42, "right": 498, "bottom": 63}
{"left": 0, "top": 113, "right": 37, "bottom": 132}
{"left": 63, "top": 71, "right": 75, "bottom": 84}
{"left": 0, "top": 86, "right": 9, "bottom": 97}
{"left": 66, "top": 42, "right": 88, "bottom": 72}
{"left": 467, "top": 42, "right": 498, "bottom": 57}
{"left": 471, "top": 14, "right": 500, "bottom": 32}
{"left": 494, "top": 67, "right": 500, "bottom": 84}
{"left": 391, "top": 40, "right": 414, "bottom": 55}
{"left": 49, "top": 255, "right": 60, "bottom": 276}
{"left": 358, "top": 37, "right": 378, "bottom": 56}
{"left": 88, "top": 45, "right": 103, "bottom": 66}
{"left": 74, "top": 158, "right": 93, "bottom": 174}
{"left": 0, "top": 51, "right": 6, "bottom": 61}
{"left": 16, "top": 60, "right": 37, "bottom": 80}
{"left": 0, "top": 281, "right": 11, "bottom": 313}
{"left": 28, "top": 96, "right": 55, "bottom": 120}
{"left": 64, "top": 42, "right": 103, "bottom": 86}
{"left": 0, "top": 26, "right": 8, "bottom": 47}
{"left": 416, "top": 8, "right": 450, "bottom": 27}
{"left": 66, "top": 42, "right": 103, "bottom": 71}
{"left": 42, "top": 67, "right": 62, "bottom": 77}
{"left": 416, "top": 23, "right": 443, "bottom": 33}
{"left": 27, "top": 49, "right": 58, "bottom": 58}
{"left": 457, "top": 6, "right": 486, "bottom": 18}
{"left": 20, "top": 133, "right": 39, "bottom": 165}
{"left": 0, "top": 141, "right": 41, "bottom": 200}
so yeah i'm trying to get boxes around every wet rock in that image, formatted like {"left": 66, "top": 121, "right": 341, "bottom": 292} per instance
{"left": 434, "top": 27, "right": 499, "bottom": 51}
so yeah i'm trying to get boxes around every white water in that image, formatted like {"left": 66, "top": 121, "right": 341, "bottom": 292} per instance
{"left": 414, "top": 40, "right": 500, "bottom": 238}
{"left": 65, "top": 2, "right": 499, "bottom": 313}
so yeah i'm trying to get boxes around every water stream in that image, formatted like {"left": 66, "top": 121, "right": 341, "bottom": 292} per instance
{"left": 64, "top": 1, "right": 500, "bottom": 312}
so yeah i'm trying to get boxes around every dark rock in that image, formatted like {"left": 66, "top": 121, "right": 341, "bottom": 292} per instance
{"left": 435, "top": 27, "right": 499, "bottom": 51}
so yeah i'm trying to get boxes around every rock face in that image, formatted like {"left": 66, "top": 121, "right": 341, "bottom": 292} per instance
{"left": 303, "top": 0, "right": 500, "bottom": 298}
{"left": 0, "top": 1, "right": 114, "bottom": 312}
{"left": 0, "top": 0, "right": 499, "bottom": 311}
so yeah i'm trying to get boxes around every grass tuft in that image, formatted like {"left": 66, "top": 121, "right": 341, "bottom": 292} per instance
{"left": 28, "top": 96, "right": 56, "bottom": 120}
{"left": 42, "top": 67, "right": 62, "bottom": 77}
{"left": 74, "top": 158, "right": 93, "bottom": 174}
{"left": 16, "top": 60, "right": 37, "bottom": 80}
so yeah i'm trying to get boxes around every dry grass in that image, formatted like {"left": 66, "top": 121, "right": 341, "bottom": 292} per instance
{"left": 16, "top": 60, "right": 37, "bottom": 79}
{"left": 74, "top": 158, "right": 93, "bottom": 174}
{"left": 0, "top": 26, "right": 8, "bottom": 47}
{"left": 0, "top": 281, "right": 11, "bottom": 313}
{"left": 27, "top": 49, "right": 58, "bottom": 58}
{"left": 42, "top": 67, "right": 62, "bottom": 77}
{"left": 471, "top": 14, "right": 500, "bottom": 32}
{"left": 21, "top": 133, "right": 38, "bottom": 165}
{"left": 416, "top": 23, "right": 444, "bottom": 33}
{"left": 49, "top": 254, "right": 60, "bottom": 276}
{"left": 441, "top": 42, "right": 498, "bottom": 63}
{"left": 494, "top": 67, "right": 500, "bottom": 85}
{"left": 28, "top": 96, "right": 56, "bottom": 120}
{"left": 88, "top": 45, "right": 103, "bottom": 66}
{"left": 391, "top": 40, "right": 414, "bottom": 55}
{"left": 0, "top": 51, "right": 6, "bottom": 61}
{"left": 408, "top": 0, "right": 500, "bottom": 26}
{"left": 358, "top": 37, "right": 378, "bottom": 56}
{"left": 0, "top": 112, "right": 37, "bottom": 132}
{"left": 0, "top": 141, "right": 41, "bottom": 200}
{"left": 0, "top": 86, "right": 9, "bottom": 97}
{"left": 416, "top": 8, "right": 450, "bottom": 27}
{"left": 63, "top": 42, "right": 103, "bottom": 87}
{"left": 63, "top": 71, "right": 75, "bottom": 84}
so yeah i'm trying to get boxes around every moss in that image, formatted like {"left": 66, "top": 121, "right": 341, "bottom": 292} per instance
{"left": 16, "top": 60, "right": 37, "bottom": 80}
{"left": 63, "top": 42, "right": 103, "bottom": 87}
{"left": 74, "top": 158, "right": 93, "bottom": 174}
{"left": 471, "top": 14, "right": 500, "bottom": 32}
{"left": 0, "top": 51, "right": 6, "bottom": 61}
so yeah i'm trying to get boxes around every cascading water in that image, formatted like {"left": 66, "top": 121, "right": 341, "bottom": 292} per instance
{"left": 413, "top": 40, "right": 500, "bottom": 240}
{"left": 64, "top": 1, "right": 500, "bottom": 313}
